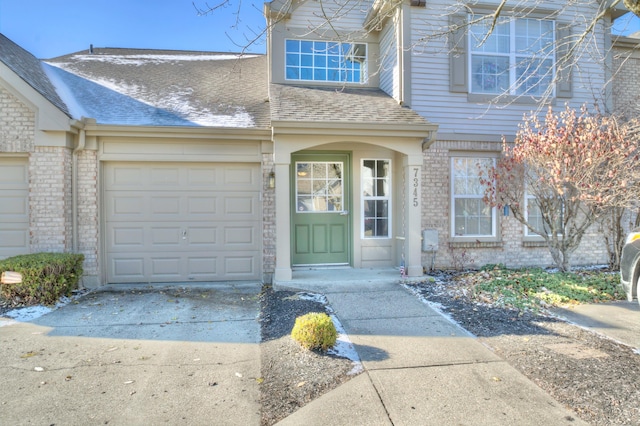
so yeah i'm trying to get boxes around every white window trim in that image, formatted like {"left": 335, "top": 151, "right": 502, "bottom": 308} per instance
{"left": 524, "top": 191, "right": 564, "bottom": 238}
{"left": 361, "top": 159, "right": 391, "bottom": 239}
{"left": 284, "top": 38, "right": 368, "bottom": 84}
{"left": 524, "top": 191, "right": 543, "bottom": 237}
{"left": 295, "top": 161, "right": 345, "bottom": 214}
{"left": 450, "top": 156, "right": 497, "bottom": 239}
{"left": 468, "top": 16, "right": 556, "bottom": 97}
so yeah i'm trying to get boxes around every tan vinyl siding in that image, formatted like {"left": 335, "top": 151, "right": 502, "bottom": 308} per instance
{"left": 290, "top": 0, "right": 371, "bottom": 34}
{"left": 408, "top": 0, "right": 607, "bottom": 137}
{"left": 379, "top": 16, "right": 400, "bottom": 99}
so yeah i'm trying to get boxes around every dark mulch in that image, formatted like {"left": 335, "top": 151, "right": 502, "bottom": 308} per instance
{"left": 404, "top": 272, "right": 640, "bottom": 426}
{"left": 258, "top": 285, "right": 354, "bottom": 426}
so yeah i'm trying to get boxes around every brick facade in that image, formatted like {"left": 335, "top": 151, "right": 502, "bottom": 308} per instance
{"left": 76, "top": 149, "right": 99, "bottom": 278}
{"left": 262, "top": 153, "right": 276, "bottom": 282}
{"left": 0, "top": 86, "right": 34, "bottom": 152}
{"left": 28, "top": 146, "right": 73, "bottom": 253}
{"left": 613, "top": 43, "right": 640, "bottom": 118}
{"left": 421, "top": 139, "right": 608, "bottom": 270}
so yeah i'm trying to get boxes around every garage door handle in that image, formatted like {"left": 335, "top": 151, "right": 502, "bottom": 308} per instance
{"left": 340, "top": 210, "right": 349, "bottom": 216}
{"left": 182, "top": 230, "right": 187, "bottom": 240}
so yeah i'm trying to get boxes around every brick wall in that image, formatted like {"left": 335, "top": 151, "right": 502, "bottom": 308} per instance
{"left": 262, "top": 153, "right": 276, "bottom": 282}
{"left": 613, "top": 44, "right": 640, "bottom": 117}
{"left": 421, "top": 140, "right": 608, "bottom": 270}
{"left": 29, "top": 146, "right": 73, "bottom": 252}
{"left": 0, "top": 87, "right": 34, "bottom": 152}
{"left": 77, "top": 150, "right": 99, "bottom": 277}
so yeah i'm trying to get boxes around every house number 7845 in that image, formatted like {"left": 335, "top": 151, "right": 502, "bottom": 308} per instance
{"left": 412, "top": 167, "right": 419, "bottom": 207}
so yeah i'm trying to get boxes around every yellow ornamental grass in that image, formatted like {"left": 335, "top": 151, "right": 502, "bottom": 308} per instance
{"left": 291, "top": 312, "right": 337, "bottom": 351}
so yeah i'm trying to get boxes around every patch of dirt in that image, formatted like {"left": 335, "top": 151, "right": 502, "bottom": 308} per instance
{"left": 404, "top": 272, "right": 640, "bottom": 426}
{"left": 258, "top": 286, "right": 355, "bottom": 426}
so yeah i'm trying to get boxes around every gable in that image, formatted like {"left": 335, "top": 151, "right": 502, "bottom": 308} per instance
{"left": 0, "top": 85, "right": 35, "bottom": 152}
{"left": 288, "top": 0, "right": 372, "bottom": 35}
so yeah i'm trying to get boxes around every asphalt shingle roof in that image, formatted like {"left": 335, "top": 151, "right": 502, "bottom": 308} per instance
{"left": 44, "top": 48, "right": 270, "bottom": 128}
{"left": 0, "top": 34, "right": 70, "bottom": 115}
{"left": 2, "top": 34, "right": 430, "bottom": 131}
{"left": 270, "top": 83, "right": 431, "bottom": 125}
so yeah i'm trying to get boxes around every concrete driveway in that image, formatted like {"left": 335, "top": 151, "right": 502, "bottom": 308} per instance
{"left": 0, "top": 283, "right": 262, "bottom": 425}
{"left": 551, "top": 300, "right": 640, "bottom": 350}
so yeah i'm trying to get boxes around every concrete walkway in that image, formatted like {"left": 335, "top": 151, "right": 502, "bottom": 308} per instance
{"left": 276, "top": 269, "right": 587, "bottom": 426}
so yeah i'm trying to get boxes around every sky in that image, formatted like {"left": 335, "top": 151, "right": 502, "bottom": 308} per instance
{"left": 0, "top": 0, "right": 267, "bottom": 59}
{"left": 1, "top": 0, "right": 639, "bottom": 59}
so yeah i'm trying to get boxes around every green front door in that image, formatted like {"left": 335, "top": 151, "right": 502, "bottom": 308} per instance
{"left": 291, "top": 153, "right": 351, "bottom": 265}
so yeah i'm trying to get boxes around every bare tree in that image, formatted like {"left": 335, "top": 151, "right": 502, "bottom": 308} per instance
{"left": 480, "top": 105, "right": 640, "bottom": 271}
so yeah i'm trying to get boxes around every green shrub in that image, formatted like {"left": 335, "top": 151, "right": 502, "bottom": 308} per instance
{"left": 0, "top": 252, "right": 84, "bottom": 306}
{"left": 291, "top": 312, "right": 337, "bottom": 351}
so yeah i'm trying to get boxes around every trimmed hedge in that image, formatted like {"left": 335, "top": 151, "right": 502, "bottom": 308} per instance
{"left": 0, "top": 252, "right": 84, "bottom": 306}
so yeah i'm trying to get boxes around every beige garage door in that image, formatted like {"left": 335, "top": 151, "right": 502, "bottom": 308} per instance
{"left": 0, "top": 157, "right": 29, "bottom": 259}
{"left": 104, "top": 162, "right": 261, "bottom": 283}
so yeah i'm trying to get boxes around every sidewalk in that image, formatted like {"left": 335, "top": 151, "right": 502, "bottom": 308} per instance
{"left": 275, "top": 270, "right": 587, "bottom": 426}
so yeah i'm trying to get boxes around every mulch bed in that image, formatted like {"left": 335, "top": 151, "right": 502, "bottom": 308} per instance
{"left": 258, "top": 286, "right": 354, "bottom": 426}
{"left": 404, "top": 272, "right": 640, "bottom": 426}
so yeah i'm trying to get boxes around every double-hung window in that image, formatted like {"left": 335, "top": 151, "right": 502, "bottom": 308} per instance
{"left": 451, "top": 157, "right": 496, "bottom": 237}
{"left": 285, "top": 40, "right": 367, "bottom": 84}
{"left": 524, "top": 192, "right": 564, "bottom": 237}
{"left": 362, "top": 159, "right": 390, "bottom": 238}
{"left": 469, "top": 17, "right": 555, "bottom": 96}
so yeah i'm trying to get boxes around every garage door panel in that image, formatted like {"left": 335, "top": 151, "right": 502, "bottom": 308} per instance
{"left": 150, "top": 227, "right": 182, "bottom": 246}
{"left": 0, "top": 229, "right": 29, "bottom": 248}
{"left": 150, "top": 257, "right": 181, "bottom": 277}
{"left": 105, "top": 162, "right": 261, "bottom": 283}
{"left": 187, "top": 196, "right": 217, "bottom": 215}
{"left": 109, "top": 165, "right": 147, "bottom": 187}
{"left": 112, "top": 257, "right": 145, "bottom": 280}
{"left": 225, "top": 255, "right": 257, "bottom": 276}
{"left": 187, "top": 227, "right": 217, "bottom": 245}
{"left": 110, "top": 226, "right": 145, "bottom": 248}
{"left": 224, "top": 166, "right": 258, "bottom": 186}
{"left": 224, "top": 195, "right": 258, "bottom": 216}
{"left": 109, "top": 195, "right": 146, "bottom": 218}
{"left": 151, "top": 197, "right": 181, "bottom": 215}
{"left": 188, "top": 257, "right": 217, "bottom": 276}
{"left": 0, "top": 193, "right": 28, "bottom": 217}
{"left": 187, "top": 168, "right": 217, "bottom": 186}
{"left": 0, "top": 162, "right": 29, "bottom": 189}
{"left": 0, "top": 158, "right": 29, "bottom": 259}
{"left": 224, "top": 226, "right": 256, "bottom": 246}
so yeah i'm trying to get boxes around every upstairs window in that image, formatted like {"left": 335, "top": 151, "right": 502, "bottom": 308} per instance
{"left": 285, "top": 40, "right": 367, "bottom": 84}
{"left": 469, "top": 17, "right": 555, "bottom": 96}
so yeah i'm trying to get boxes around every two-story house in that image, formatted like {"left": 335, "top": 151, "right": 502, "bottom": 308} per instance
{"left": 0, "top": 0, "right": 636, "bottom": 287}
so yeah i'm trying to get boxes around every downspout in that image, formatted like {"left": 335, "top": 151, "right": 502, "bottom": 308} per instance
{"left": 398, "top": 5, "right": 405, "bottom": 105}
{"left": 72, "top": 119, "right": 86, "bottom": 253}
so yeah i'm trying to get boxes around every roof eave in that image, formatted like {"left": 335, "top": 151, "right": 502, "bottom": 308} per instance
{"left": 83, "top": 123, "right": 272, "bottom": 139}
{"left": 272, "top": 119, "right": 438, "bottom": 138}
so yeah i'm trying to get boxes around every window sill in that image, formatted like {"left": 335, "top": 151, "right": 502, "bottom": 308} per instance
{"left": 522, "top": 240, "right": 548, "bottom": 248}
{"left": 467, "top": 93, "right": 556, "bottom": 105}
{"left": 449, "top": 239, "right": 502, "bottom": 249}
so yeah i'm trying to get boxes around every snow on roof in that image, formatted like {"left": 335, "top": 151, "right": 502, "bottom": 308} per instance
{"left": 58, "top": 53, "right": 257, "bottom": 66}
{"left": 42, "top": 50, "right": 268, "bottom": 128}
